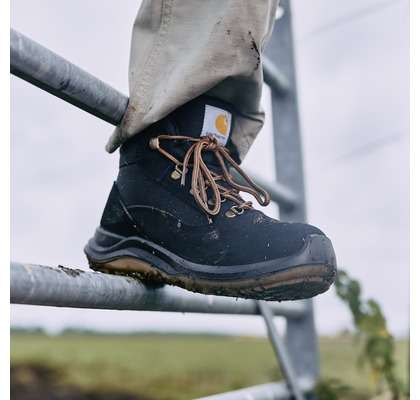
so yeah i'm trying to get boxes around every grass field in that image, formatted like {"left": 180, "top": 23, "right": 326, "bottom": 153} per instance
{"left": 11, "top": 333, "right": 409, "bottom": 399}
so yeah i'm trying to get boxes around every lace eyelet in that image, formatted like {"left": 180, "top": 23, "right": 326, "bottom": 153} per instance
{"left": 170, "top": 165, "right": 183, "bottom": 180}
{"left": 225, "top": 209, "right": 236, "bottom": 218}
{"left": 225, "top": 205, "right": 244, "bottom": 218}
{"left": 149, "top": 137, "right": 160, "bottom": 150}
{"left": 233, "top": 206, "right": 244, "bottom": 215}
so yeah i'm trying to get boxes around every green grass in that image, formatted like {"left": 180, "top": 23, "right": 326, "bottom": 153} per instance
{"left": 10, "top": 333, "right": 408, "bottom": 399}
{"left": 318, "top": 336, "right": 408, "bottom": 398}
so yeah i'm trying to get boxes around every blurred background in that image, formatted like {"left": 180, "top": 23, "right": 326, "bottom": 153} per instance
{"left": 11, "top": 1, "right": 409, "bottom": 399}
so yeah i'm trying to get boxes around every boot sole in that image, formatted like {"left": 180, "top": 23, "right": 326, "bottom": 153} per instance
{"left": 84, "top": 227, "right": 337, "bottom": 301}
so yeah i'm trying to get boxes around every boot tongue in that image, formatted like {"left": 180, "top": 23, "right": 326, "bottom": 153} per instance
{"left": 119, "top": 97, "right": 236, "bottom": 172}
{"left": 169, "top": 96, "right": 235, "bottom": 170}
{"left": 171, "top": 97, "right": 233, "bottom": 147}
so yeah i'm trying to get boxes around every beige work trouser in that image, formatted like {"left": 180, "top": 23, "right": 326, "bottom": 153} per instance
{"left": 106, "top": 0, "right": 279, "bottom": 161}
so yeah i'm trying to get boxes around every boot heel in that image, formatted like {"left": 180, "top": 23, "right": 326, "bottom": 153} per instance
{"left": 100, "top": 183, "right": 137, "bottom": 236}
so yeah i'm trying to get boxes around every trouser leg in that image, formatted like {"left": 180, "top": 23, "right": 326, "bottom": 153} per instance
{"left": 106, "top": 0, "right": 278, "bottom": 161}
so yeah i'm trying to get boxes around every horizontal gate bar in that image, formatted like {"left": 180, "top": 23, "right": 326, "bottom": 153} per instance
{"left": 10, "top": 29, "right": 128, "bottom": 125}
{"left": 11, "top": 262, "right": 307, "bottom": 318}
{"left": 195, "top": 378, "right": 313, "bottom": 400}
{"left": 10, "top": 28, "right": 297, "bottom": 207}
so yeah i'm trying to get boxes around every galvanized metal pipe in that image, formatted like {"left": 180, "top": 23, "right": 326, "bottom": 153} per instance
{"left": 10, "top": 29, "right": 128, "bottom": 125}
{"left": 195, "top": 378, "right": 313, "bottom": 400}
{"left": 262, "top": 57, "right": 289, "bottom": 95}
{"left": 258, "top": 301, "right": 305, "bottom": 400}
{"left": 265, "top": 0, "right": 320, "bottom": 380}
{"left": 11, "top": 262, "right": 306, "bottom": 318}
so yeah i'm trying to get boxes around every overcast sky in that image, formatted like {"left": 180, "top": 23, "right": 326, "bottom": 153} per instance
{"left": 11, "top": 0, "right": 409, "bottom": 337}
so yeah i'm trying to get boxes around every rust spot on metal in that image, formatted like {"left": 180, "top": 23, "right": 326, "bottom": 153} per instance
{"left": 57, "top": 265, "right": 84, "bottom": 277}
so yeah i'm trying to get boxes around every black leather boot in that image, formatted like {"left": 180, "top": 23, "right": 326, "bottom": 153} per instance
{"left": 85, "top": 96, "right": 336, "bottom": 301}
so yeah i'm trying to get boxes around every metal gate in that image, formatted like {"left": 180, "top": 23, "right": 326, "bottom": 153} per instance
{"left": 10, "top": 1, "right": 319, "bottom": 398}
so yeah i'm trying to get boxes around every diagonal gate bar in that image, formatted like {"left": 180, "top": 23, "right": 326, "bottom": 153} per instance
{"left": 258, "top": 301, "right": 306, "bottom": 400}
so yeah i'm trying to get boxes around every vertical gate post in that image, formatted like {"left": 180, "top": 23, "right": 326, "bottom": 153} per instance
{"left": 265, "top": 0, "right": 320, "bottom": 381}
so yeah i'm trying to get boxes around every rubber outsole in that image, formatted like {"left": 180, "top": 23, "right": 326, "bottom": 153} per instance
{"left": 84, "top": 227, "right": 337, "bottom": 301}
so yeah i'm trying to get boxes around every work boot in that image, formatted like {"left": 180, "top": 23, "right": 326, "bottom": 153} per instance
{"left": 85, "top": 96, "right": 337, "bottom": 301}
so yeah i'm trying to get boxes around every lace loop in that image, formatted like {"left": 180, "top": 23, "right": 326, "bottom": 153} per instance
{"left": 149, "top": 135, "right": 271, "bottom": 216}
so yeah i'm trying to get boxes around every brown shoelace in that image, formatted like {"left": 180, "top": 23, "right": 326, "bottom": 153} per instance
{"left": 149, "top": 135, "right": 270, "bottom": 218}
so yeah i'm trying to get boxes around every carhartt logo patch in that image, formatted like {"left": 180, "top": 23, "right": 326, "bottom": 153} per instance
{"left": 201, "top": 105, "right": 232, "bottom": 146}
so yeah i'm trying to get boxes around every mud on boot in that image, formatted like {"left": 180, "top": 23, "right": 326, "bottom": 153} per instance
{"left": 85, "top": 96, "right": 337, "bottom": 301}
